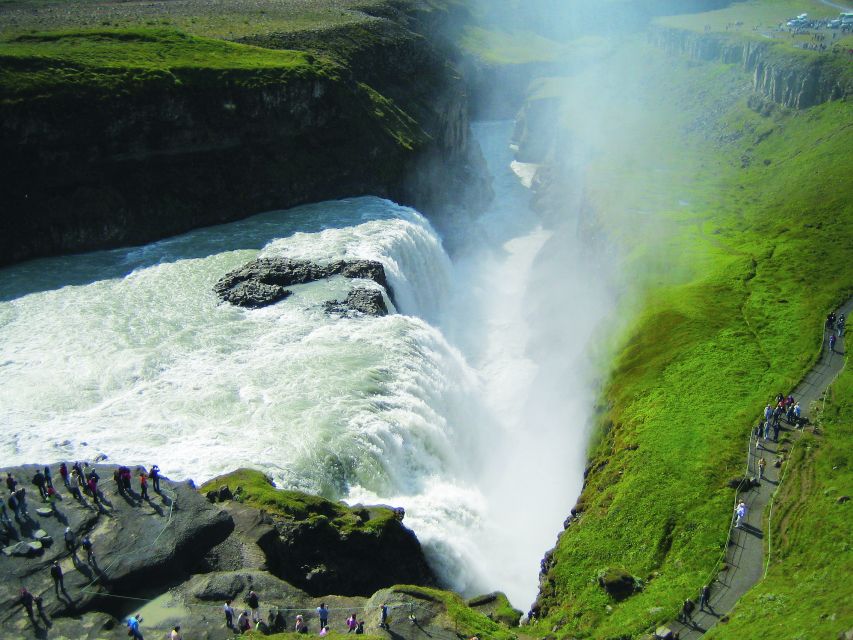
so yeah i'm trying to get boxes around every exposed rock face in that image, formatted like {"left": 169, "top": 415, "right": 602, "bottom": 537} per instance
{"left": 0, "top": 3, "right": 492, "bottom": 267}
{"left": 201, "top": 470, "right": 435, "bottom": 598}
{"left": 325, "top": 288, "right": 389, "bottom": 316}
{"left": 650, "top": 27, "right": 852, "bottom": 109}
{"left": 213, "top": 257, "right": 392, "bottom": 309}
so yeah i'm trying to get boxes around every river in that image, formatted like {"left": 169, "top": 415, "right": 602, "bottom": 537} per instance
{"left": 0, "top": 121, "right": 608, "bottom": 610}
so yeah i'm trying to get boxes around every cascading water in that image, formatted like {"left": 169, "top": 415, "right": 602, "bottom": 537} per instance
{"left": 0, "top": 121, "right": 607, "bottom": 611}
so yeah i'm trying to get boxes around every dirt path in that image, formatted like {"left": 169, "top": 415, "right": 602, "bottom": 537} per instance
{"left": 664, "top": 297, "right": 852, "bottom": 640}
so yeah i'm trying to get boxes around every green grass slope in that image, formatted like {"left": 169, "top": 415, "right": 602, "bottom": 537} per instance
{"left": 705, "top": 365, "right": 853, "bottom": 639}
{"left": 530, "top": 34, "right": 853, "bottom": 640}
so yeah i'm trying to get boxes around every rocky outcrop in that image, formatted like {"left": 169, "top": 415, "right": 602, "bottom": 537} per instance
{"left": 213, "top": 257, "right": 392, "bottom": 309}
{"left": 325, "top": 287, "right": 389, "bottom": 316}
{"left": 202, "top": 470, "right": 435, "bottom": 597}
{"left": 650, "top": 27, "right": 852, "bottom": 109}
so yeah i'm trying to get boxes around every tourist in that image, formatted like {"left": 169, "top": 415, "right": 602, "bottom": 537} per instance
{"left": 238, "top": 610, "right": 251, "bottom": 633}
{"left": 838, "top": 314, "right": 846, "bottom": 336}
{"left": 734, "top": 500, "right": 747, "bottom": 528}
{"left": 8, "top": 491, "right": 20, "bottom": 521}
{"left": 127, "top": 614, "right": 144, "bottom": 640}
{"left": 5, "top": 472, "right": 17, "bottom": 493}
{"left": 679, "top": 599, "right": 695, "bottom": 623}
{"left": 87, "top": 476, "right": 100, "bottom": 506}
{"left": 150, "top": 465, "right": 161, "bottom": 493}
{"left": 320, "top": 625, "right": 329, "bottom": 636}
{"left": 247, "top": 589, "right": 260, "bottom": 622}
{"left": 356, "top": 620, "right": 365, "bottom": 634}
{"left": 114, "top": 469, "right": 124, "bottom": 495}
{"left": 317, "top": 602, "right": 329, "bottom": 629}
{"left": 757, "top": 457, "right": 766, "bottom": 481}
{"left": 224, "top": 600, "right": 235, "bottom": 628}
{"left": 699, "top": 584, "right": 711, "bottom": 611}
{"left": 82, "top": 535, "right": 95, "bottom": 564}
{"left": 793, "top": 402, "right": 801, "bottom": 425}
{"left": 295, "top": 614, "right": 305, "bottom": 633}
{"left": 273, "top": 609, "right": 286, "bottom": 632}
{"left": 64, "top": 526, "right": 77, "bottom": 553}
{"left": 59, "top": 462, "right": 69, "bottom": 488}
{"left": 46, "top": 485, "right": 59, "bottom": 513}
{"left": 347, "top": 613, "right": 358, "bottom": 633}
{"left": 380, "top": 603, "right": 389, "bottom": 628}
{"left": 0, "top": 499, "right": 11, "bottom": 527}
{"left": 170, "top": 625, "right": 182, "bottom": 640}
{"left": 829, "top": 333, "right": 837, "bottom": 352}
{"left": 50, "top": 560, "right": 65, "bottom": 594}
{"left": 34, "top": 594, "right": 49, "bottom": 624}
{"left": 140, "top": 473, "right": 149, "bottom": 501}
{"left": 43, "top": 465, "right": 53, "bottom": 489}
{"left": 15, "top": 487, "right": 28, "bottom": 516}
{"left": 772, "top": 419, "right": 780, "bottom": 442}
{"left": 19, "top": 587, "right": 35, "bottom": 622}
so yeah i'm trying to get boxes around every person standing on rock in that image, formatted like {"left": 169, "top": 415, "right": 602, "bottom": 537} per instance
{"left": 139, "top": 473, "right": 149, "bottom": 501}
{"left": 19, "top": 587, "right": 35, "bottom": 623}
{"left": 59, "top": 462, "right": 69, "bottom": 488}
{"left": 5, "top": 472, "right": 17, "bottom": 493}
{"left": 15, "top": 487, "right": 29, "bottom": 517}
{"left": 127, "top": 614, "right": 144, "bottom": 640}
{"left": 7, "top": 491, "right": 20, "bottom": 521}
{"left": 64, "top": 526, "right": 77, "bottom": 554}
{"left": 82, "top": 535, "right": 95, "bottom": 565}
{"left": 380, "top": 603, "right": 389, "bottom": 629}
{"left": 50, "top": 560, "right": 65, "bottom": 595}
{"left": 246, "top": 589, "right": 260, "bottom": 623}
{"left": 150, "top": 465, "right": 161, "bottom": 493}
{"left": 34, "top": 593, "right": 49, "bottom": 625}
{"left": 317, "top": 603, "right": 329, "bottom": 629}
{"left": 734, "top": 500, "right": 747, "bottom": 528}
{"left": 43, "top": 465, "right": 53, "bottom": 489}
{"left": 224, "top": 600, "right": 235, "bottom": 629}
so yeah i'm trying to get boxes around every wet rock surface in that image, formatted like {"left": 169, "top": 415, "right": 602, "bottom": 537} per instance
{"left": 214, "top": 257, "right": 392, "bottom": 309}
{"left": 325, "top": 287, "right": 389, "bottom": 316}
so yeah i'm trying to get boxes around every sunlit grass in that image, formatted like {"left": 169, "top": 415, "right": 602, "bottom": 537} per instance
{"left": 529, "top": 37, "right": 853, "bottom": 638}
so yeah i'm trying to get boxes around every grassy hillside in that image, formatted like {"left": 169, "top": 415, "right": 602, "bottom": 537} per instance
{"left": 529, "top": 32, "right": 853, "bottom": 640}
{"left": 705, "top": 365, "right": 853, "bottom": 638}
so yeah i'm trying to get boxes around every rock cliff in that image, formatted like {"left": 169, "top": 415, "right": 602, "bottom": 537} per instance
{"left": 0, "top": 1, "right": 491, "bottom": 267}
{"left": 650, "top": 27, "right": 852, "bottom": 109}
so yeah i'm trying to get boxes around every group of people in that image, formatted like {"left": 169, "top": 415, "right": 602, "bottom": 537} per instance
{"left": 5, "top": 461, "right": 163, "bottom": 629}
{"left": 220, "top": 596, "right": 385, "bottom": 636}
{"left": 827, "top": 312, "right": 845, "bottom": 353}
{"left": 756, "top": 393, "right": 800, "bottom": 446}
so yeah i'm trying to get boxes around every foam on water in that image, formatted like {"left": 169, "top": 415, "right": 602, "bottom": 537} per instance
{"left": 0, "top": 122, "right": 605, "bottom": 611}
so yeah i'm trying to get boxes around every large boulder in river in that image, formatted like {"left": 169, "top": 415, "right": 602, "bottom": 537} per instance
{"left": 200, "top": 469, "right": 434, "bottom": 596}
{"left": 325, "top": 287, "right": 389, "bottom": 316}
{"left": 214, "top": 257, "right": 393, "bottom": 309}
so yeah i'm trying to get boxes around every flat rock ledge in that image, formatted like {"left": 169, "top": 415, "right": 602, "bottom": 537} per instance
{"left": 214, "top": 257, "right": 393, "bottom": 309}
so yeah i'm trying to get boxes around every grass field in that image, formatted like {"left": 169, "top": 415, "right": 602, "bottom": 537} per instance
{"left": 526, "top": 30, "right": 853, "bottom": 639}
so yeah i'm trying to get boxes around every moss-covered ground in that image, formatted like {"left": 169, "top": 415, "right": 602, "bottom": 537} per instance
{"left": 704, "top": 365, "right": 853, "bottom": 638}
{"left": 199, "top": 468, "right": 399, "bottom": 535}
{"left": 527, "top": 29, "right": 852, "bottom": 640}
{"left": 0, "top": 28, "right": 334, "bottom": 101}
